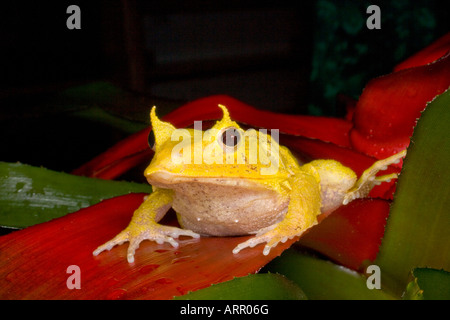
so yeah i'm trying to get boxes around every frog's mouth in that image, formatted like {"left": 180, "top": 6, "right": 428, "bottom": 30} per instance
{"left": 147, "top": 171, "right": 268, "bottom": 189}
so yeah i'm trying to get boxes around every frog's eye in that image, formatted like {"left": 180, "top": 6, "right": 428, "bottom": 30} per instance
{"left": 219, "top": 127, "right": 241, "bottom": 150}
{"left": 148, "top": 129, "right": 156, "bottom": 151}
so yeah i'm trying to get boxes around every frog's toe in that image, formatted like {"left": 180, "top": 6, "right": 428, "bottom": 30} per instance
{"left": 94, "top": 225, "right": 200, "bottom": 263}
{"left": 93, "top": 231, "right": 129, "bottom": 257}
{"left": 232, "top": 236, "right": 267, "bottom": 254}
{"left": 160, "top": 226, "right": 200, "bottom": 240}
{"left": 126, "top": 226, "right": 200, "bottom": 263}
{"left": 262, "top": 235, "right": 291, "bottom": 255}
{"left": 233, "top": 233, "right": 277, "bottom": 255}
{"left": 126, "top": 237, "right": 152, "bottom": 264}
{"left": 124, "top": 231, "right": 178, "bottom": 263}
{"left": 233, "top": 229, "right": 298, "bottom": 255}
{"left": 374, "top": 172, "right": 398, "bottom": 184}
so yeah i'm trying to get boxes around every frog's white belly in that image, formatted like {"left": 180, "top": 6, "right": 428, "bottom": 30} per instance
{"left": 168, "top": 180, "right": 289, "bottom": 236}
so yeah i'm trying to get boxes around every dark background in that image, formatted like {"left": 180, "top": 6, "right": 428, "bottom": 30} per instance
{"left": 1, "top": 0, "right": 448, "bottom": 171}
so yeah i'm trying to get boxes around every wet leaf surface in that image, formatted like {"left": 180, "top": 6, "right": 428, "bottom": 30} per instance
{"left": 0, "top": 194, "right": 296, "bottom": 300}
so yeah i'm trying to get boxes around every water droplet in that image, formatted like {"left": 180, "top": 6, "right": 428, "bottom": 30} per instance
{"left": 234, "top": 219, "right": 239, "bottom": 223}
{"left": 176, "top": 286, "right": 189, "bottom": 295}
{"left": 15, "top": 182, "right": 25, "bottom": 192}
{"left": 106, "top": 288, "right": 127, "bottom": 300}
{"left": 171, "top": 257, "right": 191, "bottom": 264}
{"left": 155, "top": 278, "right": 173, "bottom": 285}
{"left": 105, "top": 277, "right": 120, "bottom": 287}
{"left": 139, "top": 286, "right": 149, "bottom": 294}
{"left": 5, "top": 271, "right": 18, "bottom": 282}
{"left": 139, "top": 264, "right": 160, "bottom": 274}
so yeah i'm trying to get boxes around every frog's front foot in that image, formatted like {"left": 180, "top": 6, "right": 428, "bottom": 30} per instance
{"left": 93, "top": 224, "right": 200, "bottom": 263}
{"left": 232, "top": 225, "right": 300, "bottom": 256}
{"left": 343, "top": 150, "right": 406, "bottom": 205}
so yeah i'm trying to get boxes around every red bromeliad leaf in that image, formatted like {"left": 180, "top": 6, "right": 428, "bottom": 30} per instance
{"left": 394, "top": 32, "right": 450, "bottom": 71}
{"left": 72, "top": 95, "right": 352, "bottom": 180}
{"left": 0, "top": 193, "right": 297, "bottom": 300}
{"left": 298, "top": 199, "right": 390, "bottom": 271}
{"left": 350, "top": 51, "right": 450, "bottom": 160}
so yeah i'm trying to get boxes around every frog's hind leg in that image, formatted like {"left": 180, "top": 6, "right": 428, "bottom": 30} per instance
{"left": 233, "top": 170, "right": 321, "bottom": 256}
{"left": 343, "top": 150, "right": 406, "bottom": 205}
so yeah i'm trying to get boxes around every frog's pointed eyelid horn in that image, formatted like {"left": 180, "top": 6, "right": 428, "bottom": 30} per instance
{"left": 149, "top": 106, "right": 176, "bottom": 148}
{"left": 218, "top": 104, "right": 231, "bottom": 122}
{"left": 150, "top": 106, "right": 160, "bottom": 124}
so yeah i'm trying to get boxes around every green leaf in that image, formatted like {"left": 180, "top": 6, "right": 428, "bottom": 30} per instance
{"left": 404, "top": 268, "right": 450, "bottom": 300}
{"left": 70, "top": 106, "right": 147, "bottom": 135}
{"left": 403, "top": 276, "right": 424, "bottom": 300}
{"left": 375, "top": 88, "right": 450, "bottom": 294}
{"left": 174, "top": 273, "right": 307, "bottom": 300}
{"left": 57, "top": 81, "right": 181, "bottom": 123}
{"left": 0, "top": 162, "right": 151, "bottom": 228}
{"left": 264, "top": 249, "right": 396, "bottom": 300}
{"left": 57, "top": 82, "right": 147, "bottom": 134}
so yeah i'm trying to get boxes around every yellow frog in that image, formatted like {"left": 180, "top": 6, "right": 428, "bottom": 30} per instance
{"left": 93, "top": 105, "right": 405, "bottom": 263}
